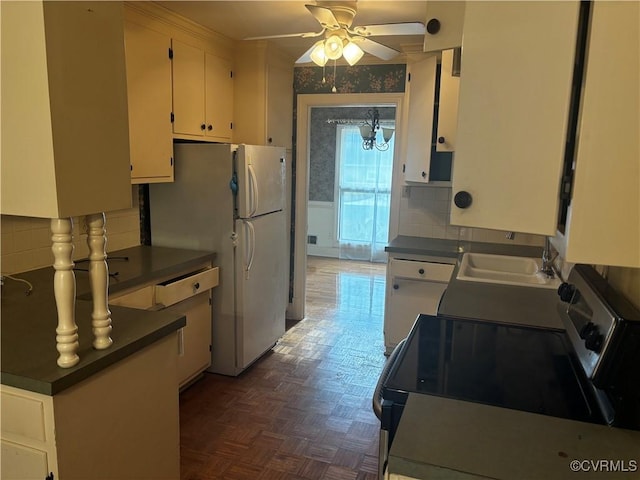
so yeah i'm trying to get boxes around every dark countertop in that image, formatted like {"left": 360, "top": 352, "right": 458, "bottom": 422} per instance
{"left": 385, "top": 235, "right": 544, "bottom": 258}
{"left": 1, "top": 245, "right": 216, "bottom": 395}
{"left": 386, "top": 236, "right": 566, "bottom": 330}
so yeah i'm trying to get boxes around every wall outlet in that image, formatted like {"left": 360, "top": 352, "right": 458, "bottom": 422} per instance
{"left": 307, "top": 235, "right": 317, "bottom": 245}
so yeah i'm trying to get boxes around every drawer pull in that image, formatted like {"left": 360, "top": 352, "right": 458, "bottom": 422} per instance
{"left": 393, "top": 284, "right": 399, "bottom": 290}
{"left": 194, "top": 282, "right": 200, "bottom": 290}
{"left": 418, "top": 268, "right": 425, "bottom": 275}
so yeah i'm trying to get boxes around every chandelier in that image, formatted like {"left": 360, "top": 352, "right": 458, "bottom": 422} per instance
{"left": 359, "top": 108, "right": 394, "bottom": 151}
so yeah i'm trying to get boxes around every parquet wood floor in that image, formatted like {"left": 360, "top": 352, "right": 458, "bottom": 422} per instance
{"left": 179, "top": 256, "right": 388, "bottom": 480}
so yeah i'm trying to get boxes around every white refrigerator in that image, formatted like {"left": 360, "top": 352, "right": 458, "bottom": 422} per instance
{"left": 149, "top": 143, "right": 287, "bottom": 376}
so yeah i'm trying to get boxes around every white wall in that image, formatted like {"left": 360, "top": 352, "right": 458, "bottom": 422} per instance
{"left": 307, "top": 201, "right": 339, "bottom": 258}
{"left": 1, "top": 186, "right": 141, "bottom": 274}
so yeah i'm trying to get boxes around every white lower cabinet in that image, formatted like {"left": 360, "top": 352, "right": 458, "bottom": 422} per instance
{"left": 384, "top": 255, "right": 455, "bottom": 354}
{"left": 109, "top": 264, "right": 218, "bottom": 389}
{"left": 1, "top": 334, "right": 181, "bottom": 480}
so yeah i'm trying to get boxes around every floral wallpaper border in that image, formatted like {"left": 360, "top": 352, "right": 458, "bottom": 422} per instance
{"left": 294, "top": 64, "right": 407, "bottom": 94}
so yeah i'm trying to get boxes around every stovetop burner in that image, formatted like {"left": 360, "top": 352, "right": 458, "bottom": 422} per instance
{"left": 383, "top": 315, "right": 602, "bottom": 424}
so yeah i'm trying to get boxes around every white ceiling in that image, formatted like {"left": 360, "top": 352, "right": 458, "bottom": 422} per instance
{"left": 155, "top": 1, "right": 429, "bottom": 62}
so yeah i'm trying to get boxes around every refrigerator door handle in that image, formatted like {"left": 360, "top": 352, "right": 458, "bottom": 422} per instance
{"left": 248, "top": 164, "right": 259, "bottom": 217}
{"left": 243, "top": 220, "right": 255, "bottom": 279}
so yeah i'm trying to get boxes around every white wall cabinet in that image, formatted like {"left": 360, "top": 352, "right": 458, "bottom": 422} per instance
{"left": 171, "top": 39, "right": 233, "bottom": 142}
{"left": 435, "top": 49, "right": 459, "bottom": 153}
{"left": 124, "top": 21, "right": 174, "bottom": 183}
{"left": 403, "top": 56, "right": 438, "bottom": 184}
{"left": 423, "top": 1, "right": 465, "bottom": 53}
{"left": 234, "top": 41, "right": 293, "bottom": 149}
{"left": 450, "top": 1, "right": 580, "bottom": 235}
{"left": 1, "top": 1, "right": 131, "bottom": 218}
{"left": 551, "top": 1, "right": 640, "bottom": 268}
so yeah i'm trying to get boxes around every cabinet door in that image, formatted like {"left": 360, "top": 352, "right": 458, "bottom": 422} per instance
{"left": 423, "top": 1, "right": 466, "bottom": 52}
{"left": 124, "top": 22, "right": 173, "bottom": 183}
{"left": 555, "top": 1, "right": 640, "bottom": 267}
{"left": 404, "top": 56, "right": 437, "bottom": 183}
{"left": 384, "top": 278, "right": 448, "bottom": 352}
{"left": 436, "top": 49, "right": 459, "bottom": 153}
{"left": 205, "top": 53, "right": 233, "bottom": 141}
{"left": 450, "top": 1, "right": 579, "bottom": 235}
{"left": 172, "top": 39, "right": 205, "bottom": 136}
{"left": 1, "top": 441, "right": 50, "bottom": 479}
{"left": 266, "top": 64, "right": 293, "bottom": 149}
{"left": 176, "top": 293, "right": 212, "bottom": 387}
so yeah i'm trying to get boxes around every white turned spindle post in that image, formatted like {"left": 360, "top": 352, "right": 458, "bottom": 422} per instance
{"left": 86, "top": 213, "right": 113, "bottom": 350}
{"left": 51, "top": 218, "right": 80, "bottom": 368}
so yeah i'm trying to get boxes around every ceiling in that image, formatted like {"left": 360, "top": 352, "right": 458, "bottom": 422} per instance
{"left": 155, "top": 1, "right": 429, "bottom": 63}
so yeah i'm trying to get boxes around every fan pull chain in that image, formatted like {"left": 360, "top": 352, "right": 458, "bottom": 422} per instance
{"left": 322, "top": 63, "right": 326, "bottom": 84}
{"left": 332, "top": 59, "right": 337, "bottom": 93}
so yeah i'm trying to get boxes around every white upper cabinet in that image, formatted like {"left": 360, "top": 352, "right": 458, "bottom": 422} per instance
{"left": 124, "top": 21, "right": 174, "bottom": 183}
{"left": 436, "top": 49, "right": 460, "bottom": 153}
{"left": 552, "top": 1, "right": 639, "bottom": 267}
{"left": 1, "top": 1, "right": 132, "bottom": 218}
{"left": 205, "top": 53, "right": 234, "bottom": 141}
{"left": 450, "top": 1, "right": 579, "bottom": 235}
{"left": 171, "top": 39, "right": 206, "bottom": 137}
{"left": 423, "top": 1, "right": 465, "bottom": 53}
{"left": 403, "top": 56, "right": 437, "bottom": 183}
{"left": 171, "top": 39, "right": 233, "bottom": 142}
{"left": 234, "top": 41, "right": 293, "bottom": 150}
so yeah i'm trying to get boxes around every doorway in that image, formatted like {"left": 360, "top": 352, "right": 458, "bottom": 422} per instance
{"left": 306, "top": 106, "right": 395, "bottom": 263}
{"left": 290, "top": 93, "right": 405, "bottom": 321}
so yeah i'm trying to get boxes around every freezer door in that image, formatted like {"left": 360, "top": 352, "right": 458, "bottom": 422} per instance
{"left": 236, "top": 144, "right": 286, "bottom": 218}
{"left": 234, "top": 211, "right": 287, "bottom": 369}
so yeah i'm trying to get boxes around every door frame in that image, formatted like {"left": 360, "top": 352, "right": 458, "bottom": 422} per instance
{"left": 289, "top": 92, "right": 406, "bottom": 320}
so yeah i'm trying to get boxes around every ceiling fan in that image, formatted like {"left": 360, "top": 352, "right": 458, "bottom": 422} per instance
{"left": 245, "top": 1, "right": 426, "bottom": 66}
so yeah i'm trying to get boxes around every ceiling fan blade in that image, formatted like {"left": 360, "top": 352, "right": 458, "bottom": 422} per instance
{"left": 358, "top": 38, "right": 400, "bottom": 61}
{"left": 295, "top": 44, "right": 317, "bottom": 64}
{"left": 244, "top": 32, "right": 313, "bottom": 40}
{"left": 353, "top": 22, "right": 426, "bottom": 37}
{"left": 305, "top": 4, "right": 340, "bottom": 29}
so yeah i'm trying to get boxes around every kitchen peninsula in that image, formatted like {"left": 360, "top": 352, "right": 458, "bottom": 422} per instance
{"left": 1, "top": 246, "right": 215, "bottom": 480}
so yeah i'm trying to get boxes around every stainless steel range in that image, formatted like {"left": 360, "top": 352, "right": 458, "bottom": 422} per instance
{"left": 374, "top": 264, "right": 640, "bottom": 479}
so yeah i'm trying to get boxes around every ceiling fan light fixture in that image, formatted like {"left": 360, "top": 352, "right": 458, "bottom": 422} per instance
{"left": 310, "top": 40, "right": 328, "bottom": 66}
{"left": 324, "top": 34, "right": 343, "bottom": 60}
{"left": 342, "top": 40, "right": 364, "bottom": 66}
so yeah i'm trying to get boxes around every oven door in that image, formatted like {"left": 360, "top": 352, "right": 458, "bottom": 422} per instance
{"left": 373, "top": 338, "right": 406, "bottom": 480}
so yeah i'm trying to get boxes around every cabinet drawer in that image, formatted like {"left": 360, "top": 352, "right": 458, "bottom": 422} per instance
{"left": 109, "top": 285, "right": 155, "bottom": 310}
{"left": 155, "top": 267, "right": 219, "bottom": 307}
{"left": 389, "top": 259, "right": 454, "bottom": 283}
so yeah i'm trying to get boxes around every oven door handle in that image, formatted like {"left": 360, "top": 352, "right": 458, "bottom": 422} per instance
{"left": 373, "top": 338, "right": 406, "bottom": 421}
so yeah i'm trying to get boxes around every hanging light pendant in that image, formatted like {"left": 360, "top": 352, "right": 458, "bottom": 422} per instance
{"left": 342, "top": 41, "right": 364, "bottom": 66}
{"left": 310, "top": 40, "right": 328, "bottom": 66}
{"left": 324, "top": 34, "right": 344, "bottom": 60}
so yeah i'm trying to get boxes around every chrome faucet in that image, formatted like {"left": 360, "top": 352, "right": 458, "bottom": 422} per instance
{"left": 540, "top": 237, "right": 558, "bottom": 278}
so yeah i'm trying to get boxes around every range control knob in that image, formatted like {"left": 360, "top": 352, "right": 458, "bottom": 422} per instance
{"left": 584, "top": 331, "right": 604, "bottom": 353}
{"left": 557, "top": 282, "right": 576, "bottom": 303}
{"left": 581, "top": 323, "right": 604, "bottom": 353}
{"left": 579, "top": 321, "right": 596, "bottom": 340}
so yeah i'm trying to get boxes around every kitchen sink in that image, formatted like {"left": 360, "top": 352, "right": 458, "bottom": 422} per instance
{"left": 456, "top": 252, "right": 562, "bottom": 289}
